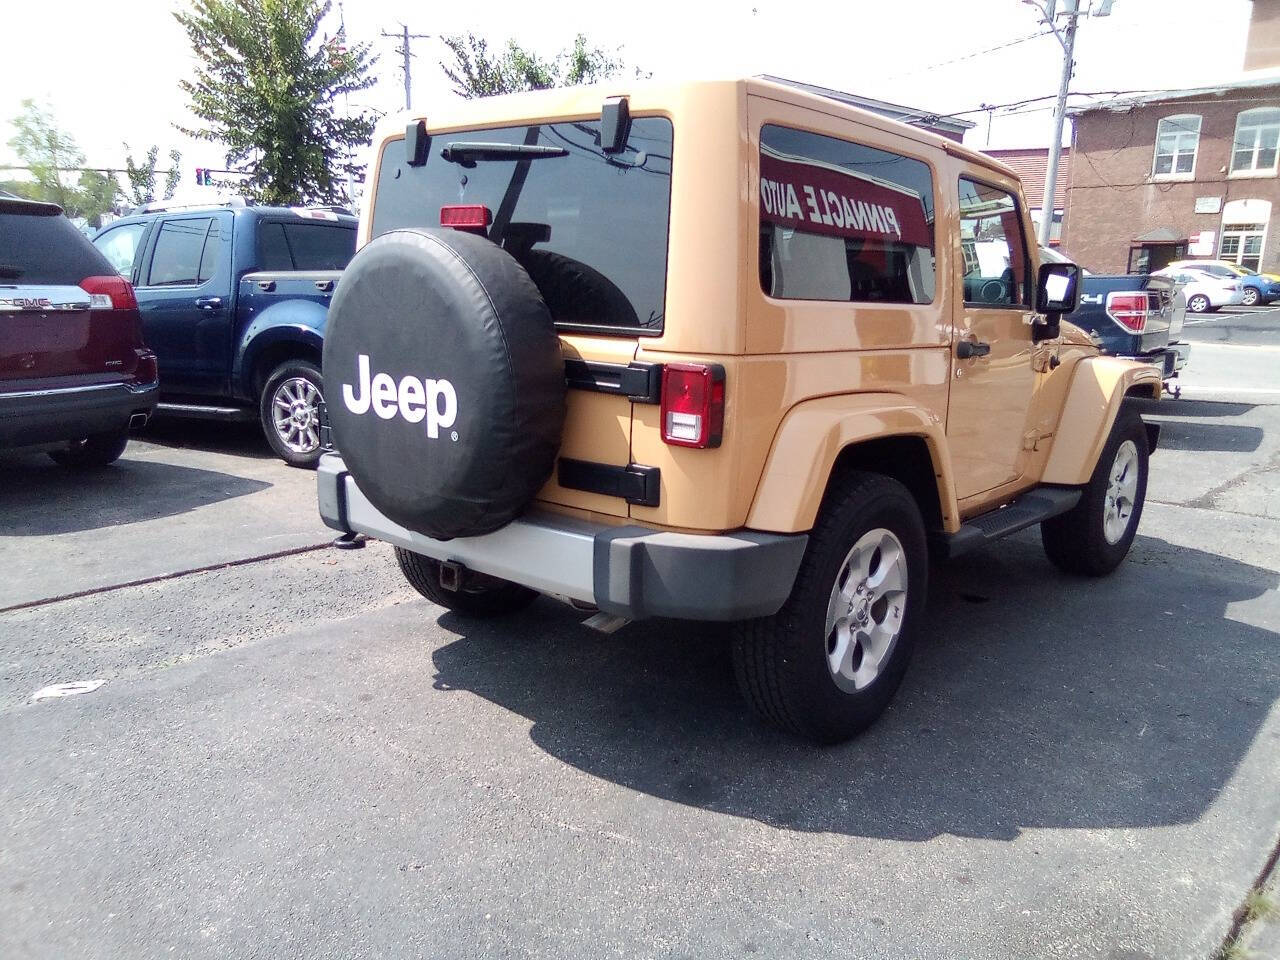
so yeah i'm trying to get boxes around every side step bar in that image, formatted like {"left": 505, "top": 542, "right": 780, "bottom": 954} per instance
{"left": 932, "top": 487, "right": 1082, "bottom": 559}
{"left": 156, "top": 402, "right": 256, "bottom": 422}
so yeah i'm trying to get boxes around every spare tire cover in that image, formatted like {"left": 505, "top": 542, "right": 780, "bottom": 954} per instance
{"left": 323, "top": 228, "right": 565, "bottom": 539}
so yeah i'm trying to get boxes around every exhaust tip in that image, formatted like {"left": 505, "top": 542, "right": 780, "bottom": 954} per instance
{"left": 129, "top": 413, "right": 149, "bottom": 430}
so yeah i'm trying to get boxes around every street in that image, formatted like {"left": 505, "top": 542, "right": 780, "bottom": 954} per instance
{"left": 2, "top": 392, "right": 1279, "bottom": 960}
{"left": 1177, "top": 303, "right": 1280, "bottom": 404}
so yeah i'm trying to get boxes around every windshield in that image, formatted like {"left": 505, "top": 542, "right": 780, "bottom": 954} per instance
{"left": 371, "top": 117, "right": 673, "bottom": 335}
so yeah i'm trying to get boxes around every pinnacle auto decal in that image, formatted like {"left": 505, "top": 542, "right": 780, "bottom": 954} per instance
{"left": 342, "top": 354, "right": 458, "bottom": 440}
{"left": 759, "top": 148, "right": 932, "bottom": 248}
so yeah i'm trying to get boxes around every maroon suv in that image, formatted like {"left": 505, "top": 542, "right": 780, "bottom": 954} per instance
{"left": 0, "top": 197, "right": 158, "bottom": 467}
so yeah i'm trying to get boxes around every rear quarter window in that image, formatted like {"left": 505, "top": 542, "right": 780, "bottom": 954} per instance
{"left": 0, "top": 210, "right": 113, "bottom": 285}
{"left": 758, "top": 124, "right": 937, "bottom": 305}
{"left": 370, "top": 116, "right": 673, "bottom": 334}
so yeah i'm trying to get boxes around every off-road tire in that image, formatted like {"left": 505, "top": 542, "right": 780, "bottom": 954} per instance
{"left": 395, "top": 547, "right": 538, "bottom": 618}
{"left": 260, "top": 359, "right": 325, "bottom": 468}
{"left": 1242, "top": 287, "right": 1260, "bottom": 306}
{"left": 1187, "top": 293, "right": 1211, "bottom": 313}
{"left": 731, "top": 471, "right": 928, "bottom": 744}
{"left": 1041, "top": 406, "right": 1149, "bottom": 577}
{"left": 48, "top": 429, "right": 130, "bottom": 468}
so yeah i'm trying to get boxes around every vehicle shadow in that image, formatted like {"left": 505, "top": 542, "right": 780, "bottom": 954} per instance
{"left": 1131, "top": 398, "right": 1256, "bottom": 419}
{"left": 139, "top": 416, "right": 274, "bottom": 460}
{"left": 0, "top": 453, "right": 271, "bottom": 536}
{"left": 1153, "top": 421, "right": 1264, "bottom": 453}
{"left": 430, "top": 531, "right": 1279, "bottom": 842}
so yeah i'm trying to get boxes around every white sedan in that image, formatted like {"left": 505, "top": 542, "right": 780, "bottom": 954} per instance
{"left": 1151, "top": 268, "right": 1246, "bottom": 313}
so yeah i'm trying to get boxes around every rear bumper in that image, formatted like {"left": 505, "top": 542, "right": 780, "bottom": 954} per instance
{"left": 1122, "top": 344, "right": 1190, "bottom": 379}
{"left": 0, "top": 377, "right": 158, "bottom": 447}
{"left": 317, "top": 454, "right": 808, "bottom": 621}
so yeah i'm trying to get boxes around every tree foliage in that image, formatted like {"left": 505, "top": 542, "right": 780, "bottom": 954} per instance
{"left": 6, "top": 99, "right": 118, "bottom": 226}
{"left": 174, "top": 0, "right": 376, "bottom": 205}
{"left": 440, "top": 33, "right": 645, "bottom": 99}
{"left": 124, "top": 145, "right": 183, "bottom": 206}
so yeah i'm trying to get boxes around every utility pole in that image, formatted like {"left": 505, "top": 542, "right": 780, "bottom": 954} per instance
{"left": 1027, "top": 0, "right": 1115, "bottom": 246}
{"left": 1027, "top": 0, "right": 1080, "bottom": 247}
{"left": 381, "top": 24, "right": 431, "bottom": 112}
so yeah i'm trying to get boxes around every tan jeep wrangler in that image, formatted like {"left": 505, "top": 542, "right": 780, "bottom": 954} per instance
{"left": 318, "top": 78, "right": 1161, "bottom": 743}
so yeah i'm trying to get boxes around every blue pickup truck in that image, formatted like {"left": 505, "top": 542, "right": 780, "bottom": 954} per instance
{"left": 92, "top": 202, "right": 357, "bottom": 465}
{"left": 1041, "top": 246, "right": 1189, "bottom": 396}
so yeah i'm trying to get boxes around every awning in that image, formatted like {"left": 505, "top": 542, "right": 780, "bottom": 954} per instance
{"left": 1131, "top": 227, "right": 1185, "bottom": 244}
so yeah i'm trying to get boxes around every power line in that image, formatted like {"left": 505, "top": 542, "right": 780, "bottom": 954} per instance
{"left": 880, "top": 30, "right": 1052, "bottom": 82}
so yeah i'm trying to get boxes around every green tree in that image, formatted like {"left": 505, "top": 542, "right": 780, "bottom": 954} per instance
{"left": 6, "top": 99, "right": 118, "bottom": 226}
{"left": 124, "top": 145, "right": 183, "bottom": 206}
{"left": 440, "top": 33, "right": 644, "bottom": 99}
{"left": 174, "top": 0, "right": 376, "bottom": 205}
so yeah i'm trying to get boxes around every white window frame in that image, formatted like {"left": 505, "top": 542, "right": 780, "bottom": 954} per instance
{"left": 1151, "top": 114, "right": 1201, "bottom": 180}
{"left": 1229, "top": 107, "right": 1280, "bottom": 178}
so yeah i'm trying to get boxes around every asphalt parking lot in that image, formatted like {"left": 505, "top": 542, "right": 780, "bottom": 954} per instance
{"left": 2, "top": 377, "right": 1279, "bottom": 957}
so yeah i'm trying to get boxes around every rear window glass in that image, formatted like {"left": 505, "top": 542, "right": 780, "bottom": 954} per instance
{"left": 371, "top": 117, "right": 674, "bottom": 334}
{"left": 257, "top": 221, "right": 355, "bottom": 271}
{"left": 0, "top": 211, "right": 113, "bottom": 285}
{"left": 758, "top": 124, "right": 936, "bottom": 304}
{"left": 283, "top": 222, "right": 355, "bottom": 270}
{"left": 148, "top": 218, "right": 212, "bottom": 286}
{"left": 258, "top": 222, "right": 294, "bottom": 270}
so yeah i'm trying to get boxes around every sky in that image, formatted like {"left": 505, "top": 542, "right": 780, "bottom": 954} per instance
{"left": 0, "top": 0, "right": 1257, "bottom": 200}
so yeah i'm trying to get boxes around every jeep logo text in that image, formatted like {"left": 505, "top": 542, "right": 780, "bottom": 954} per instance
{"left": 342, "top": 354, "right": 458, "bottom": 439}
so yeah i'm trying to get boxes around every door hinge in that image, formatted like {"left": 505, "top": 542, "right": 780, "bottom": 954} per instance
{"left": 1023, "top": 428, "right": 1053, "bottom": 451}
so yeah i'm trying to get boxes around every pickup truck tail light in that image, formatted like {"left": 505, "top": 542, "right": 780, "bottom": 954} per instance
{"left": 1105, "top": 291, "right": 1148, "bottom": 333}
{"left": 661, "top": 363, "right": 725, "bottom": 448}
{"left": 80, "top": 275, "right": 138, "bottom": 311}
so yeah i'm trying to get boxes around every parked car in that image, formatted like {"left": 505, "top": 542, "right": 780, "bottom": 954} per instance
{"left": 1041, "top": 246, "right": 1189, "bottom": 394}
{"left": 1, "top": 196, "right": 157, "bottom": 467}
{"left": 92, "top": 203, "right": 357, "bottom": 466}
{"left": 1165, "top": 259, "right": 1280, "bottom": 305}
{"left": 317, "top": 78, "right": 1163, "bottom": 743}
{"left": 1151, "top": 267, "right": 1245, "bottom": 313}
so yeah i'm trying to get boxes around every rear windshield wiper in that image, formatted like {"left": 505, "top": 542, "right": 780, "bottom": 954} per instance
{"left": 440, "top": 142, "right": 568, "bottom": 166}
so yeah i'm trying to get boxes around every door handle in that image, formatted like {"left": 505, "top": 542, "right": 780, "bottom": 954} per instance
{"left": 313, "top": 279, "right": 334, "bottom": 293}
{"left": 195, "top": 296, "right": 223, "bottom": 311}
{"left": 956, "top": 340, "right": 991, "bottom": 359}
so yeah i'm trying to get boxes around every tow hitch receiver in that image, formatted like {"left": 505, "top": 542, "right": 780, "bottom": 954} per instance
{"left": 438, "top": 560, "right": 464, "bottom": 592}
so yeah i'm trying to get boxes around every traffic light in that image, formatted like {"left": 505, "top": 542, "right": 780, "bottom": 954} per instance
{"left": 194, "top": 167, "right": 213, "bottom": 186}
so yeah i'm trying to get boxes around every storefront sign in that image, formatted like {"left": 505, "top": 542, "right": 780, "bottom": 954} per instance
{"left": 1194, "top": 196, "right": 1222, "bottom": 214}
{"left": 1188, "top": 230, "right": 1216, "bottom": 255}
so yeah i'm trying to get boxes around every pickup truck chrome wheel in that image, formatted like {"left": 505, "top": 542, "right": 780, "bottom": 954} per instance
{"left": 272, "top": 377, "right": 322, "bottom": 454}
{"left": 824, "top": 528, "right": 908, "bottom": 693}
{"left": 1103, "top": 439, "right": 1139, "bottom": 544}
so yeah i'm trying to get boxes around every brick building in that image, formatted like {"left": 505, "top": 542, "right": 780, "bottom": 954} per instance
{"left": 1062, "top": 2, "right": 1280, "bottom": 274}
{"left": 983, "top": 147, "right": 1071, "bottom": 245}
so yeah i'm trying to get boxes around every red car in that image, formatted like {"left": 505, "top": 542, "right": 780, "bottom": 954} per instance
{"left": 0, "top": 197, "right": 158, "bottom": 467}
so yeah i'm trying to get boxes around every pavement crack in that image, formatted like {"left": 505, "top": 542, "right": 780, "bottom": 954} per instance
{"left": 1212, "top": 825, "right": 1280, "bottom": 959}
{"left": 0, "top": 541, "right": 334, "bottom": 615}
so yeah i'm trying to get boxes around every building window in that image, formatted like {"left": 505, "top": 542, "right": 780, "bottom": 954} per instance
{"left": 1153, "top": 114, "right": 1201, "bottom": 178}
{"left": 1221, "top": 224, "right": 1267, "bottom": 271}
{"left": 1230, "top": 107, "right": 1280, "bottom": 176}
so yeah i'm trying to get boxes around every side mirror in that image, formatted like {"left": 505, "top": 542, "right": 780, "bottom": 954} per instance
{"left": 1034, "top": 261, "right": 1081, "bottom": 342}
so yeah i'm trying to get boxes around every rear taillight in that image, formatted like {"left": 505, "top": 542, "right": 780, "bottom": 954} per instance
{"left": 80, "top": 275, "right": 137, "bottom": 311}
{"left": 1106, "top": 291, "right": 1148, "bottom": 333}
{"left": 134, "top": 349, "right": 158, "bottom": 384}
{"left": 661, "top": 363, "right": 725, "bottom": 448}
{"left": 440, "top": 205, "right": 492, "bottom": 230}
